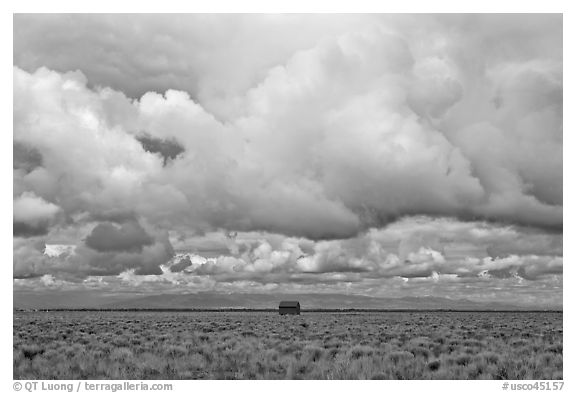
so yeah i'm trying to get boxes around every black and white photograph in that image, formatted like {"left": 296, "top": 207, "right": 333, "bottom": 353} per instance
{"left": 11, "top": 11, "right": 565, "bottom": 383}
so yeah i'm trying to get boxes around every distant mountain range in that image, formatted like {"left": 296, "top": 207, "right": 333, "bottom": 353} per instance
{"left": 13, "top": 290, "right": 561, "bottom": 311}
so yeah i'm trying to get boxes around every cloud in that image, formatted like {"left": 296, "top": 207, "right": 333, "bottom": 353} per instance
{"left": 77, "top": 219, "right": 174, "bottom": 276}
{"left": 13, "top": 14, "right": 377, "bottom": 119}
{"left": 85, "top": 220, "right": 154, "bottom": 253}
{"left": 78, "top": 239, "right": 173, "bottom": 276}
{"left": 14, "top": 216, "right": 563, "bottom": 307}
{"left": 14, "top": 219, "right": 174, "bottom": 278}
{"left": 13, "top": 14, "right": 562, "bottom": 240}
{"left": 149, "top": 217, "right": 561, "bottom": 289}
{"left": 13, "top": 192, "right": 60, "bottom": 237}
{"left": 169, "top": 256, "right": 192, "bottom": 273}
{"left": 136, "top": 133, "right": 185, "bottom": 166}
{"left": 14, "top": 141, "right": 43, "bottom": 173}
{"left": 12, "top": 15, "right": 562, "bottom": 305}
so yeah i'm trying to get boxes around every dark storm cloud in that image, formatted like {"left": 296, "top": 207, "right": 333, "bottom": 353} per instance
{"left": 85, "top": 220, "right": 154, "bottom": 253}
{"left": 13, "top": 141, "right": 43, "bottom": 173}
{"left": 86, "top": 249, "right": 166, "bottom": 276}
{"left": 13, "top": 222, "right": 50, "bottom": 238}
{"left": 88, "top": 210, "right": 138, "bottom": 224}
{"left": 136, "top": 133, "right": 185, "bottom": 166}
{"left": 169, "top": 256, "right": 192, "bottom": 273}
{"left": 13, "top": 224, "right": 174, "bottom": 279}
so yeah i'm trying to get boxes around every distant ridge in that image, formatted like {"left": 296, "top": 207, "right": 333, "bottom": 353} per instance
{"left": 13, "top": 290, "right": 560, "bottom": 311}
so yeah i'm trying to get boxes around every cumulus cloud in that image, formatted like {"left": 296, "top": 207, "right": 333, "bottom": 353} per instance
{"left": 47, "top": 216, "right": 557, "bottom": 305}
{"left": 85, "top": 220, "right": 154, "bottom": 253}
{"left": 13, "top": 14, "right": 377, "bottom": 119}
{"left": 149, "top": 217, "right": 562, "bottom": 290}
{"left": 13, "top": 192, "right": 60, "bottom": 237}
{"left": 14, "top": 217, "right": 564, "bottom": 308}
{"left": 14, "top": 219, "right": 174, "bottom": 278}
{"left": 12, "top": 15, "right": 562, "bottom": 305}
{"left": 169, "top": 256, "right": 192, "bottom": 273}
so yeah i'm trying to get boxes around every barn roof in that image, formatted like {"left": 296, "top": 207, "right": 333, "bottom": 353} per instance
{"left": 279, "top": 301, "right": 300, "bottom": 307}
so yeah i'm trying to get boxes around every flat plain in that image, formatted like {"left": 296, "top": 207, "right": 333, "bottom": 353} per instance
{"left": 13, "top": 311, "right": 562, "bottom": 379}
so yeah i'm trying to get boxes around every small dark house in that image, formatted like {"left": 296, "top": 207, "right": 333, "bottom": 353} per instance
{"left": 279, "top": 301, "right": 301, "bottom": 315}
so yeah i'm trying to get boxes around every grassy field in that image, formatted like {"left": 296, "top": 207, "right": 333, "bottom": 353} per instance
{"left": 13, "top": 311, "right": 562, "bottom": 379}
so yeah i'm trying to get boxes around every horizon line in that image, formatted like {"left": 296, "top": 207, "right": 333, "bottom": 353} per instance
{"left": 13, "top": 307, "right": 563, "bottom": 313}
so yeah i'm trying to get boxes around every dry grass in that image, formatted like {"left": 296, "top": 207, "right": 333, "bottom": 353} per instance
{"left": 13, "top": 311, "right": 562, "bottom": 380}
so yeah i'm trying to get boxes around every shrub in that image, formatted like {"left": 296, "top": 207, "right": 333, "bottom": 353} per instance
{"left": 110, "top": 348, "right": 133, "bottom": 361}
{"left": 427, "top": 359, "right": 441, "bottom": 371}
{"left": 302, "top": 344, "right": 324, "bottom": 362}
{"left": 349, "top": 345, "right": 374, "bottom": 359}
{"left": 409, "top": 346, "right": 431, "bottom": 359}
{"left": 481, "top": 352, "right": 500, "bottom": 364}
{"left": 387, "top": 350, "right": 415, "bottom": 364}
{"left": 21, "top": 345, "right": 44, "bottom": 360}
{"left": 546, "top": 344, "right": 562, "bottom": 354}
{"left": 165, "top": 345, "right": 188, "bottom": 357}
{"left": 455, "top": 354, "right": 472, "bottom": 366}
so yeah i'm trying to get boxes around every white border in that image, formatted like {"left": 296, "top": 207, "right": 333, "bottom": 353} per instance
{"left": 3, "top": 3, "right": 572, "bottom": 392}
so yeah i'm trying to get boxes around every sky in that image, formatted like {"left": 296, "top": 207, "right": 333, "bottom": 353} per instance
{"left": 12, "top": 14, "right": 563, "bottom": 308}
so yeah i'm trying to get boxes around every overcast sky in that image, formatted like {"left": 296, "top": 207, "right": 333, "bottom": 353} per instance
{"left": 13, "top": 14, "right": 562, "bottom": 307}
